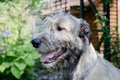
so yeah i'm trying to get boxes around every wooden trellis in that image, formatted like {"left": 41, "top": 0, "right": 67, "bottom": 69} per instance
{"left": 42, "top": 0, "right": 98, "bottom": 15}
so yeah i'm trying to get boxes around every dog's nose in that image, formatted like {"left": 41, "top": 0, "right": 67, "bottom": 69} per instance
{"left": 31, "top": 38, "right": 42, "bottom": 48}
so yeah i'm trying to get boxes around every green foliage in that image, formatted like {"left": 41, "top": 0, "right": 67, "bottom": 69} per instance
{"left": 95, "top": 13, "right": 111, "bottom": 47}
{"left": 111, "top": 25, "right": 120, "bottom": 68}
{"left": 0, "top": 41, "right": 39, "bottom": 79}
{"left": 103, "top": 0, "right": 112, "bottom": 5}
{"left": 95, "top": 13, "right": 120, "bottom": 68}
{"left": 97, "top": 13, "right": 111, "bottom": 41}
{"left": 0, "top": 0, "right": 13, "bottom": 2}
{"left": 0, "top": 0, "right": 41, "bottom": 80}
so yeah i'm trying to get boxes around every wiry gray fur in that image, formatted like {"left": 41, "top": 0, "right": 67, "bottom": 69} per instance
{"left": 32, "top": 12, "right": 120, "bottom": 80}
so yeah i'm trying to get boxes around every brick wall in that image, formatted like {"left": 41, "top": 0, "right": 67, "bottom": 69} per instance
{"left": 96, "top": 0, "right": 118, "bottom": 52}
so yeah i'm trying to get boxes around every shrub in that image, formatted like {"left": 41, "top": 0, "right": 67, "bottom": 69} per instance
{"left": 0, "top": 0, "right": 40, "bottom": 79}
{"left": 111, "top": 25, "right": 120, "bottom": 68}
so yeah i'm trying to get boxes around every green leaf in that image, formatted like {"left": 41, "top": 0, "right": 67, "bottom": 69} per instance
{"left": 1, "top": 62, "right": 11, "bottom": 68}
{"left": 14, "top": 61, "right": 26, "bottom": 71}
{"left": 24, "top": 59, "right": 35, "bottom": 67}
{"left": 7, "top": 52, "right": 16, "bottom": 57}
{"left": 11, "top": 65, "right": 23, "bottom": 79}
{"left": 115, "top": 24, "right": 118, "bottom": 31}
{"left": 31, "top": 53, "right": 40, "bottom": 59}
{"left": 103, "top": 0, "right": 112, "bottom": 5}
{"left": 0, "top": 65, "right": 5, "bottom": 73}
{"left": 0, "top": 62, "right": 11, "bottom": 72}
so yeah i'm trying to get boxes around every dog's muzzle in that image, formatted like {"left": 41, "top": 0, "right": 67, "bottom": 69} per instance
{"left": 31, "top": 38, "right": 41, "bottom": 48}
{"left": 31, "top": 38, "right": 67, "bottom": 64}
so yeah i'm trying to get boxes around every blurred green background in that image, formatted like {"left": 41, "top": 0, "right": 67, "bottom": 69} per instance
{"left": 0, "top": 0, "right": 47, "bottom": 80}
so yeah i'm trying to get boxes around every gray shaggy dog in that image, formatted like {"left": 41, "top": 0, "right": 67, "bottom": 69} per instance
{"left": 31, "top": 12, "right": 120, "bottom": 80}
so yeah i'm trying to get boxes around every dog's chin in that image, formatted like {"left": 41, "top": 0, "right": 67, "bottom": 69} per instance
{"left": 40, "top": 47, "right": 67, "bottom": 69}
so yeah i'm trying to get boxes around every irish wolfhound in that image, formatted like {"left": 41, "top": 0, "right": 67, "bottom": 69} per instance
{"left": 31, "top": 12, "right": 120, "bottom": 80}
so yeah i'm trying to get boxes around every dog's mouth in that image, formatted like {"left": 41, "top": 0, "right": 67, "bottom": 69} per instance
{"left": 40, "top": 47, "right": 66, "bottom": 64}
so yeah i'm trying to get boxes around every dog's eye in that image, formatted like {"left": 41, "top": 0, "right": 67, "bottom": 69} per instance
{"left": 57, "top": 26, "right": 63, "bottom": 31}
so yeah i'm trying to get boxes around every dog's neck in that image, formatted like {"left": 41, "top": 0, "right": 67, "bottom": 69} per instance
{"left": 60, "top": 49, "right": 82, "bottom": 80}
{"left": 72, "top": 43, "right": 98, "bottom": 80}
{"left": 58, "top": 43, "right": 97, "bottom": 80}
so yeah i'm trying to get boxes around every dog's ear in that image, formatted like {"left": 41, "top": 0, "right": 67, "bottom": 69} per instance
{"left": 78, "top": 19, "right": 91, "bottom": 42}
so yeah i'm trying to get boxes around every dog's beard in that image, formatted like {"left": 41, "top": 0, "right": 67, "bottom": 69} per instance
{"left": 39, "top": 42, "right": 83, "bottom": 79}
{"left": 38, "top": 38, "right": 83, "bottom": 79}
{"left": 41, "top": 50, "right": 82, "bottom": 80}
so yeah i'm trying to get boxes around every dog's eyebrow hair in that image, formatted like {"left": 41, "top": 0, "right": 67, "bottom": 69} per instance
{"left": 40, "top": 17, "right": 53, "bottom": 31}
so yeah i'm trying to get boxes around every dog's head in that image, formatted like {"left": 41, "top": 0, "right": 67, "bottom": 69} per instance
{"left": 31, "top": 12, "right": 91, "bottom": 70}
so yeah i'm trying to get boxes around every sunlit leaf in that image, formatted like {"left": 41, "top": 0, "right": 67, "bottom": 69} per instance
{"left": 31, "top": 53, "right": 40, "bottom": 59}
{"left": 24, "top": 59, "right": 35, "bottom": 67}
{"left": 0, "top": 65, "right": 5, "bottom": 72}
{"left": 7, "top": 52, "right": 16, "bottom": 57}
{"left": 1, "top": 62, "right": 11, "bottom": 68}
{"left": 0, "top": 62, "right": 12, "bottom": 72}
{"left": 14, "top": 61, "right": 26, "bottom": 71}
{"left": 11, "top": 65, "right": 23, "bottom": 79}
